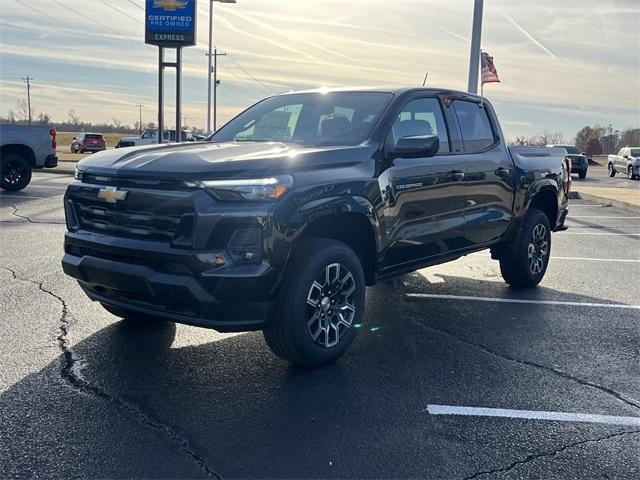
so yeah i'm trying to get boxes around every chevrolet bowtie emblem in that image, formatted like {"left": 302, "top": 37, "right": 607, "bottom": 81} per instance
{"left": 98, "top": 186, "right": 128, "bottom": 204}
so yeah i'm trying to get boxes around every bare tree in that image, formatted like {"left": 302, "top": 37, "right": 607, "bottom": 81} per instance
{"left": 112, "top": 117, "right": 123, "bottom": 132}
{"left": 36, "top": 112, "right": 51, "bottom": 124}
{"left": 68, "top": 109, "right": 81, "bottom": 128}
{"left": 16, "top": 100, "right": 34, "bottom": 122}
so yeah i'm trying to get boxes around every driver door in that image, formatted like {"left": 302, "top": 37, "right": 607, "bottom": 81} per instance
{"left": 379, "top": 96, "right": 467, "bottom": 272}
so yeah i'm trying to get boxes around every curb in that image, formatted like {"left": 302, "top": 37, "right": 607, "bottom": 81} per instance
{"left": 573, "top": 191, "right": 640, "bottom": 213}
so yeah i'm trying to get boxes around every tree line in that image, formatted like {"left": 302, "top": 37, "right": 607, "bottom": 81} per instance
{"left": 510, "top": 125, "right": 640, "bottom": 156}
{"left": 1, "top": 102, "right": 206, "bottom": 135}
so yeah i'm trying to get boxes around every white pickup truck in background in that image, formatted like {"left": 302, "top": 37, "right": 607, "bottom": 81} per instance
{"left": 608, "top": 147, "right": 640, "bottom": 180}
{"left": 0, "top": 124, "right": 58, "bottom": 190}
{"left": 115, "top": 128, "right": 194, "bottom": 148}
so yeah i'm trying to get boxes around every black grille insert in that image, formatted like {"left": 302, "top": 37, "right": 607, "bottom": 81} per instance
{"left": 71, "top": 189, "right": 194, "bottom": 242}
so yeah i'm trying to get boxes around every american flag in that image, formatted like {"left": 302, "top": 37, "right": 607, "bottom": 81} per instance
{"left": 481, "top": 52, "right": 500, "bottom": 85}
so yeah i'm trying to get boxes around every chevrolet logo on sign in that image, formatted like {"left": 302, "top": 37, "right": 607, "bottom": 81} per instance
{"left": 98, "top": 186, "right": 128, "bottom": 204}
{"left": 153, "top": 0, "right": 188, "bottom": 11}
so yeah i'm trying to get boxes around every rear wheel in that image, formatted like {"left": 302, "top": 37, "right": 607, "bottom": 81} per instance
{"left": 263, "top": 238, "right": 365, "bottom": 368}
{"left": 608, "top": 164, "right": 616, "bottom": 177}
{"left": 578, "top": 170, "right": 587, "bottom": 179}
{"left": 499, "top": 209, "right": 551, "bottom": 288}
{"left": 628, "top": 166, "right": 636, "bottom": 180}
{"left": 1, "top": 153, "right": 32, "bottom": 191}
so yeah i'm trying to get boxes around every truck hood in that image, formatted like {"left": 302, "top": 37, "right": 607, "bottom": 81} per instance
{"left": 77, "top": 141, "right": 375, "bottom": 178}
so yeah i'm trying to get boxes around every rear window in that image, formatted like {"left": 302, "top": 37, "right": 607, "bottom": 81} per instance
{"left": 631, "top": 149, "right": 640, "bottom": 156}
{"left": 85, "top": 134, "right": 103, "bottom": 140}
{"left": 452, "top": 100, "right": 495, "bottom": 153}
{"left": 564, "top": 146, "right": 580, "bottom": 155}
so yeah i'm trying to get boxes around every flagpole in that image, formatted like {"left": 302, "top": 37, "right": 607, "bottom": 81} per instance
{"left": 480, "top": 49, "right": 484, "bottom": 107}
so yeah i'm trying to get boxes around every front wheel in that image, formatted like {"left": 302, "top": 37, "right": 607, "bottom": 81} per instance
{"left": 579, "top": 170, "right": 587, "bottom": 179}
{"left": 1, "top": 153, "right": 32, "bottom": 191}
{"left": 608, "top": 164, "right": 616, "bottom": 177}
{"left": 499, "top": 209, "right": 551, "bottom": 288}
{"left": 263, "top": 238, "right": 366, "bottom": 368}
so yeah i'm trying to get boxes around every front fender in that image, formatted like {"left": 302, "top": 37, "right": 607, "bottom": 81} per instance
{"left": 270, "top": 193, "right": 382, "bottom": 270}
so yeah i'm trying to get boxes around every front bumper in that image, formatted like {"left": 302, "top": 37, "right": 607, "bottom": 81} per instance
{"left": 62, "top": 232, "right": 280, "bottom": 331}
{"left": 62, "top": 179, "right": 288, "bottom": 331}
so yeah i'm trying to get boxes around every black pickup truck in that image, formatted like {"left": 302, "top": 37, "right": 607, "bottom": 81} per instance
{"left": 62, "top": 87, "right": 569, "bottom": 367}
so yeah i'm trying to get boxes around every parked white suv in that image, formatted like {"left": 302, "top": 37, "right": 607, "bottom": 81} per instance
{"left": 115, "top": 128, "right": 194, "bottom": 148}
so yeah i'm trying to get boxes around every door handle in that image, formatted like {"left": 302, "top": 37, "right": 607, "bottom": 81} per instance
{"left": 448, "top": 170, "right": 465, "bottom": 181}
{"left": 495, "top": 167, "right": 511, "bottom": 178}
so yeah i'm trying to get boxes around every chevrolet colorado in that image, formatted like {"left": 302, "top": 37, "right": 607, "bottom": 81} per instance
{"left": 62, "top": 88, "right": 569, "bottom": 367}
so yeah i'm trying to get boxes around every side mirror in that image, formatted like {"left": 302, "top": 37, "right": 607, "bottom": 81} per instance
{"left": 72, "top": 137, "right": 76, "bottom": 140}
{"left": 581, "top": 152, "right": 587, "bottom": 156}
{"left": 624, "top": 155, "right": 629, "bottom": 159}
{"left": 389, "top": 135, "right": 439, "bottom": 159}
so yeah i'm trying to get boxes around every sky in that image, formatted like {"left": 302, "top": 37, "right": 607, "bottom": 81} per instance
{"left": 0, "top": 0, "right": 638, "bottom": 141}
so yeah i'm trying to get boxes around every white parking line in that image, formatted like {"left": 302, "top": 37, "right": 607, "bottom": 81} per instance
{"left": 405, "top": 293, "right": 640, "bottom": 310}
{"left": 469, "top": 252, "right": 640, "bottom": 263}
{"left": 559, "top": 232, "right": 640, "bottom": 236}
{"left": 552, "top": 256, "right": 640, "bottom": 263}
{"left": 569, "top": 216, "right": 640, "bottom": 219}
{"left": 426, "top": 405, "right": 640, "bottom": 427}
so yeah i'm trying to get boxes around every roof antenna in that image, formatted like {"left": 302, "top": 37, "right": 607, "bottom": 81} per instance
{"left": 422, "top": 72, "right": 429, "bottom": 86}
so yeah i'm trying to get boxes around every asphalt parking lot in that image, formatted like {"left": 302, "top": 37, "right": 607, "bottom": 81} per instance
{"left": 1, "top": 172, "right": 639, "bottom": 478}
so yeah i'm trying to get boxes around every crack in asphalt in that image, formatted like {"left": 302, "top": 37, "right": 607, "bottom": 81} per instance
{"left": 8, "top": 205, "right": 65, "bottom": 225}
{"left": 409, "top": 319, "right": 640, "bottom": 412}
{"left": 463, "top": 428, "right": 640, "bottom": 479}
{"left": 0, "top": 266, "right": 221, "bottom": 479}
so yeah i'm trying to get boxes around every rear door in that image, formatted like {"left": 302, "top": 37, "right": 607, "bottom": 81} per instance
{"left": 453, "top": 99, "right": 515, "bottom": 245}
{"left": 379, "top": 95, "right": 467, "bottom": 271}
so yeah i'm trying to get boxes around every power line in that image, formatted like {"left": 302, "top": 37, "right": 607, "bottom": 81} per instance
{"left": 52, "top": 0, "right": 124, "bottom": 37}
{"left": 14, "top": 0, "right": 74, "bottom": 30}
{"left": 127, "top": 0, "right": 144, "bottom": 11}
{"left": 224, "top": 53, "right": 278, "bottom": 94}
{"left": 99, "top": 0, "right": 143, "bottom": 25}
{"left": 219, "top": 59, "right": 271, "bottom": 96}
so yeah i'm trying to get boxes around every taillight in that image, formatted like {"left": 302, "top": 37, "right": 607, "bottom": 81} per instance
{"left": 566, "top": 157, "right": 572, "bottom": 193}
{"left": 49, "top": 127, "right": 57, "bottom": 149}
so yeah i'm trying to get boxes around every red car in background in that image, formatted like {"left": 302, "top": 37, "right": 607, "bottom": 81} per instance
{"left": 71, "top": 132, "right": 106, "bottom": 153}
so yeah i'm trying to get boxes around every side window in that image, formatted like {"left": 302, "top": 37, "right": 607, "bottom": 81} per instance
{"left": 453, "top": 100, "right": 495, "bottom": 152}
{"left": 389, "top": 98, "right": 450, "bottom": 153}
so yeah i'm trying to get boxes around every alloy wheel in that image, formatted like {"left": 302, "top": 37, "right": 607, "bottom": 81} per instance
{"left": 527, "top": 223, "right": 548, "bottom": 275}
{"left": 305, "top": 262, "right": 357, "bottom": 348}
{"left": 2, "top": 159, "right": 28, "bottom": 186}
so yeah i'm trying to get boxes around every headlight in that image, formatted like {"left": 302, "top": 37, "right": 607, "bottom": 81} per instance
{"left": 74, "top": 167, "right": 83, "bottom": 181}
{"left": 189, "top": 175, "right": 293, "bottom": 201}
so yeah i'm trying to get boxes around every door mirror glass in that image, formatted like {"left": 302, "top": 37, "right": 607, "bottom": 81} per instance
{"left": 390, "top": 134, "right": 440, "bottom": 159}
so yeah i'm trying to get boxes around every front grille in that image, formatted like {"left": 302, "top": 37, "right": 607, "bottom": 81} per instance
{"left": 70, "top": 188, "right": 194, "bottom": 242}
{"left": 82, "top": 173, "right": 183, "bottom": 189}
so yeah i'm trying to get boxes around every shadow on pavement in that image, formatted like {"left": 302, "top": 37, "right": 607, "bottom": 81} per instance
{"left": 2, "top": 274, "right": 638, "bottom": 478}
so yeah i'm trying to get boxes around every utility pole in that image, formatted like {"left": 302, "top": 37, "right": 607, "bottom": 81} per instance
{"left": 207, "top": 0, "right": 236, "bottom": 134}
{"left": 467, "top": 0, "right": 484, "bottom": 94}
{"left": 422, "top": 72, "right": 429, "bottom": 86}
{"left": 213, "top": 48, "right": 227, "bottom": 132}
{"left": 136, "top": 104, "right": 144, "bottom": 134}
{"left": 21, "top": 76, "right": 33, "bottom": 124}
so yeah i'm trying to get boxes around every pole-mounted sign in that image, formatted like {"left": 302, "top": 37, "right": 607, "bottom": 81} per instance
{"left": 145, "top": 0, "right": 197, "bottom": 47}
{"left": 145, "top": 0, "right": 197, "bottom": 143}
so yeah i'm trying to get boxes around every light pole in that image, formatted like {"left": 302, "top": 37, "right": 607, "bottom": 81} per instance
{"left": 467, "top": 0, "right": 484, "bottom": 94}
{"left": 207, "top": 0, "right": 236, "bottom": 134}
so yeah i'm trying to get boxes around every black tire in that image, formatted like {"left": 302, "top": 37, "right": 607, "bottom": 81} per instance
{"left": 608, "top": 164, "right": 616, "bottom": 177}
{"left": 499, "top": 209, "right": 551, "bottom": 288}
{"left": 578, "top": 171, "right": 586, "bottom": 179}
{"left": 1, "top": 153, "right": 32, "bottom": 191}
{"left": 101, "top": 303, "right": 163, "bottom": 324}
{"left": 263, "top": 238, "right": 366, "bottom": 368}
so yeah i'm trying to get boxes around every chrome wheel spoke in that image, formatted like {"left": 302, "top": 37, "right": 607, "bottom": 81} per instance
{"left": 306, "top": 281, "right": 324, "bottom": 307}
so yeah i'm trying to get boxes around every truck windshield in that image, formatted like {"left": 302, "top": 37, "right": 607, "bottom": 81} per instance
{"left": 210, "top": 92, "right": 392, "bottom": 147}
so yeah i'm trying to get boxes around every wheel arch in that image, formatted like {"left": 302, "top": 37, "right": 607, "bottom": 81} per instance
{"left": 527, "top": 186, "right": 558, "bottom": 228}
{"left": 0, "top": 144, "right": 36, "bottom": 167}
{"left": 288, "top": 195, "right": 381, "bottom": 285}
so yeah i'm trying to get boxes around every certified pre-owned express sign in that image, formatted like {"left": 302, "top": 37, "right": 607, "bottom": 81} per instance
{"left": 145, "top": 0, "right": 197, "bottom": 47}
